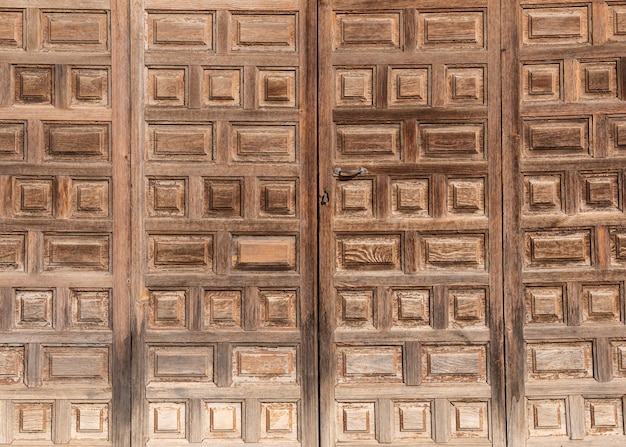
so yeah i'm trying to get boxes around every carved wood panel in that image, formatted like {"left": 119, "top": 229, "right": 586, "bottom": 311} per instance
{"left": 504, "top": 0, "right": 626, "bottom": 445}
{"left": 131, "top": 0, "right": 317, "bottom": 445}
{"left": 0, "top": 0, "right": 130, "bottom": 445}
{"left": 319, "top": 0, "right": 505, "bottom": 445}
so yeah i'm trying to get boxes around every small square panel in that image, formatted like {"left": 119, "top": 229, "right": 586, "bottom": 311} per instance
{"left": 448, "top": 178, "right": 485, "bottom": 214}
{"left": 585, "top": 399, "right": 623, "bottom": 435}
{"left": 523, "top": 64, "right": 561, "bottom": 102}
{"left": 260, "top": 180, "right": 297, "bottom": 216}
{"left": 148, "top": 178, "right": 186, "bottom": 217}
{"left": 0, "top": 233, "right": 25, "bottom": 272}
{"left": 70, "top": 289, "right": 110, "bottom": 329}
{"left": 13, "top": 177, "right": 53, "bottom": 217}
{"left": 13, "top": 402, "right": 53, "bottom": 441}
{"left": 394, "top": 401, "right": 431, "bottom": 439}
{"left": 71, "top": 179, "right": 110, "bottom": 218}
{"left": 391, "top": 179, "right": 429, "bottom": 217}
{"left": 336, "top": 180, "right": 373, "bottom": 217}
{"left": 260, "top": 290, "right": 297, "bottom": 328}
{"left": 71, "top": 68, "right": 109, "bottom": 106}
{"left": 446, "top": 67, "right": 485, "bottom": 104}
{"left": 147, "top": 68, "right": 186, "bottom": 106}
{"left": 338, "top": 402, "right": 376, "bottom": 441}
{"left": 335, "top": 68, "right": 373, "bottom": 106}
{"left": 609, "top": 6, "right": 626, "bottom": 40}
{"left": 528, "top": 399, "right": 567, "bottom": 436}
{"left": 582, "top": 284, "right": 621, "bottom": 323}
{"left": 261, "top": 402, "right": 297, "bottom": 440}
{"left": 149, "top": 290, "right": 186, "bottom": 329}
{"left": 0, "top": 122, "right": 25, "bottom": 160}
{"left": 581, "top": 173, "right": 620, "bottom": 212}
{"left": 204, "top": 179, "right": 242, "bottom": 217}
{"left": 204, "top": 69, "right": 241, "bottom": 107}
{"left": 525, "top": 286, "right": 565, "bottom": 324}
{"left": 71, "top": 403, "right": 109, "bottom": 441}
{"left": 205, "top": 402, "right": 241, "bottom": 438}
{"left": 259, "top": 69, "right": 296, "bottom": 107}
{"left": 15, "top": 290, "right": 53, "bottom": 329}
{"left": 452, "top": 402, "right": 488, "bottom": 438}
{"left": 0, "top": 346, "right": 25, "bottom": 385}
{"left": 204, "top": 290, "right": 241, "bottom": 328}
{"left": 392, "top": 289, "right": 430, "bottom": 328}
{"left": 579, "top": 61, "right": 618, "bottom": 100}
{"left": 14, "top": 66, "right": 53, "bottom": 105}
{"left": 389, "top": 67, "right": 429, "bottom": 106}
{"left": 523, "top": 175, "right": 563, "bottom": 214}
{"left": 337, "top": 289, "right": 374, "bottom": 329}
{"left": 149, "top": 402, "right": 186, "bottom": 438}
{"left": 449, "top": 289, "right": 486, "bottom": 328}
{"left": 0, "top": 11, "right": 24, "bottom": 49}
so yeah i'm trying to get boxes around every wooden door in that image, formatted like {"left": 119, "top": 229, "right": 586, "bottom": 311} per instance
{"left": 504, "top": 1, "right": 626, "bottom": 445}
{"left": 0, "top": 0, "right": 131, "bottom": 445}
{"left": 319, "top": 0, "right": 505, "bottom": 445}
{"left": 130, "top": 0, "right": 318, "bottom": 445}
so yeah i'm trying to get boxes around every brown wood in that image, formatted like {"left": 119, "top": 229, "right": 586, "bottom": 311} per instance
{"left": 0, "top": 0, "right": 131, "bottom": 445}
{"left": 319, "top": 0, "right": 505, "bottom": 445}
{"left": 0, "top": 0, "right": 625, "bottom": 445}
{"left": 504, "top": 0, "right": 626, "bottom": 445}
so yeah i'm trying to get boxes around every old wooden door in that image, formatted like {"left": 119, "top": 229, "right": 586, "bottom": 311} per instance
{"left": 2, "top": 0, "right": 626, "bottom": 445}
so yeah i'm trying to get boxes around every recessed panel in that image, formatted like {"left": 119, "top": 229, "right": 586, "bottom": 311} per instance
{"left": 420, "top": 124, "right": 484, "bottom": 159}
{"left": 336, "top": 235, "right": 401, "bottom": 270}
{"left": 523, "top": 175, "right": 563, "bottom": 214}
{"left": 203, "top": 69, "right": 241, "bottom": 107}
{"left": 71, "top": 68, "right": 109, "bottom": 106}
{"left": 0, "top": 10, "right": 24, "bottom": 49}
{"left": 148, "top": 124, "right": 213, "bottom": 160}
{"left": 13, "top": 66, "right": 53, "bottom": 105}
{"left": 610, "top": 229, "right": 626, "bottom": 266}
{"left": 392, "top": 289, "right": 430, "bottom": 328}
{"left": 525, "top": 230, "right": 592, "bottom": 268}
{"left": 13, "top": 177, "right": 53, "bottom": 217}
{"left": 15, "top": 290, "right": 53, "bottom": 329}
{"left": 392, "top": 179, "right": 429, "bottom": 217}
{"left": 336, "top": 124, "right": 401, "bottom": 160}
{"left": 0, "top": 346, "right": 25, "bottom": 385}
{"left": 336, "top": 289, "right": 374, "bottom": 329}
{"left": 147, "top": 178, "right": 186, "bottom": 217}
{"left": 260, "top": 179, "right": 297, "bottom": 217}
{"left": 149, "top": 402, "right": 186, "bottom": 439}
{"left": 448, "top": 289, "right": 486, "bottom": 328}
{"left": 232, "top": 236, "right": 297, "bottom": 271}
{"left": 525, "top": 285, "right": 565, "bottom": 324}
{"left": 44, "top": 234, "right": 110, "bottom": 272}
{"left": 230, "top": 14, "right": 296, "bottom": 52}
{"left": 147, "top": 68, "right": 186, "bottom": 106}
{"left": 0, "top": 233, "right": 25, "bottom": 271}
{"left": 448, "top": 178, "right": 485, "bottom": 214}
{"left": 42, "top": 346, "right": 109, "bottom": 383}
{"left": 41, "top": 11, "right": 108, "bottom": 51}
{"left": 260, "top": 290, "right": 297, "bottom": 328}
{"left": 523, "top": 118, "right": 590, "bottom": 157}
{"left": 12, "top": 402, "right": 53, "bottom": 441}
{"left": 527, "top": 342, "right": 593, "bottom": 379}
{"left": 204, "top": 402, "right": 242, "bottom": 440}
{"left": 204, "top": 290, "right": 242, "bottom": 328}
{"left": 451, "top": 401, "right": 489, "bottom": 439}
{"left": 149, "top": 345, "right": 213, "bottom": 382}
{"left": 582, "top": 284, "right": 621, "bottom": 323}
{"left": 335, "top": 68, "right": 374, "bottom": 107}
{"left": 70, "top": 289, "right": 110, "bottom": 329}
{"left": 231, "top": 124, "right": 297, "bottom": 162}
{"left": 71, "top": 179, "right": 110, "bottom": 218}
{"left": 585, "top": 399, "right": 623, "bottom": 435}
{"left": 149, "top": 290, "right": 186, "bottom": 329}
{"left": 0, "top": 122, "right": 25, "bottom": 160}
{"left": 259, "top": 69, "right": 296, "bottom": 107}
{"left": 149, "top": 234, "right": 213, "bottom": 271}
{"left": 421, "top": 234, "right": 486, "bottom": 270}
{"left": 389, "top": 67, "right": 429, "bottom": 106}
{"left": 527, "top": 399, "right": 567, "bottom": 437}
{"left": 422, "top": 345, "right": 487, "bottom": 382}
{"left": 446, "top": 66, "right": 485, "bottom": 105}
{"left": 522, "top": 63, "right": 561, "bottom": 102}
{"left": 337, "top": 179, "right": 373, "bottom": 218}
{"left": 522, "top": 6, "right": 589, "bottom": 44}
{"left": 261, "top": 402, "right": 298, "bottom": 440}
{"left": 337, "top": 346, "right": 403, "bottom": 382}
{"left": 393, "top": 401, "right": 432, "bottom": 440}
{"left": 148, "top": 12, "right": 213, "bottom": 49}
{"left": 419, "top": 11, "right": 485, "bottom": 49}
{"left": 579, "top": 61, "right": 618, "bottom": 100}
{"left": 337, "top": 402, "right": 376, "bottom": 441}
{"left": 44, "top": 122, "right": 110, "bottom": 161}
{"left": 334, "top": 13, "right": 401, "bottom": 49}
{"left": 71, "top": 403, "right": 109, "bottom": 441}
{"left": 232, "top": 346, "right": 297, "bottom": 383}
